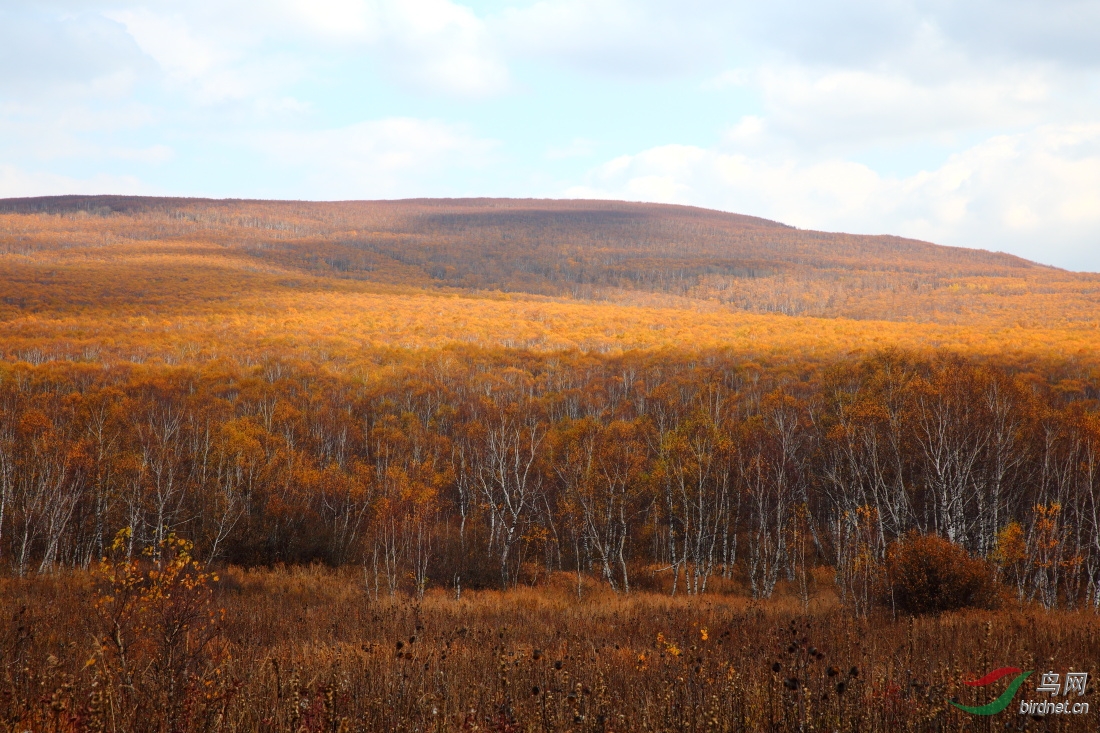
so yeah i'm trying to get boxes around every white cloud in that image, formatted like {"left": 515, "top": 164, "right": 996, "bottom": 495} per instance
{"left": 931, "top": 0, "right": 1100, "bottom": 68}
{"left": 371, "top": 0, "right": 509, "bottom": 97}
{"left": 487, "top": 0, "right": 1100, "bottom": 80}
{"left": 754, "top": 64, "right": 1061, "bottom": 147}
{"left": 735, "top": 0, "right": 1100, "bottom": 71}
{"left": 111, "top": 0, "right": 509, "bottom": 98}
{"left": 211, "top": 0, "right": 511, "bottom": 97}
{"left": 107, "top": 10, "right": 224, "bottom": 82}
{"left": 278, "top": 0, "right": 376, "bottom": 40}
{"left": 105, "top": 8, "right": 306, "bottom": 104}
{"left": 701, "top": 69, "right": 749, "bottom": 91}
{"left": 492, "top": 0, "right": 720, "bottom": 76}
{"left": 255, "top": 117, "right": 497, "bottom": 197}
{"left": 0, "top": 163, "right": 150, "bottom": 198}
{"left": 0, "top": 98, "right": 165, "bottom": 167}
{"left": 568, "top": 123, "right": 1100, "bottom": 270}
{"left": 14, "top": 0, "right": 1100, "bottom": 101}
{"left": 0, "top": 8, "right": 149, "bottom": 95}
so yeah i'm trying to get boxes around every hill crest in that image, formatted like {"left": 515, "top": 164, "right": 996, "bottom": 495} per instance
{"left": 0, "top": 195, "right": 1093, "bottom": 332}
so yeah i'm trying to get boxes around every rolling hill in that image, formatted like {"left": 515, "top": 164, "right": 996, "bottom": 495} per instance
{"left": 1, "top": 195, "right": 1099, "bottom": 370}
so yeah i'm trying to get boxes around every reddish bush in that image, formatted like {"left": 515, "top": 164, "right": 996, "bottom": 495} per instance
{"left": 884, "top": 533, "right": 1001, "bottom": 615}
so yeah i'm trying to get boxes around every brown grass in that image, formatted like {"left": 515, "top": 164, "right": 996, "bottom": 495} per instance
{"left": 3, "top": 567, "right": 1098, "bottom": 732}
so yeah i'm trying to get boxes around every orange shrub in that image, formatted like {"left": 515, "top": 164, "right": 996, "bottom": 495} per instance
{"left": 883, "top": 533, "right": 1001, "bottom": 615}
{"left": 90, "top": 530, "right": 228, "bottom": 731}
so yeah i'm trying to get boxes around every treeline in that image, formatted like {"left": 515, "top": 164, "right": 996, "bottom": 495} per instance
{"left": 2, "top": 348, "right": 1099, "bottom": 610}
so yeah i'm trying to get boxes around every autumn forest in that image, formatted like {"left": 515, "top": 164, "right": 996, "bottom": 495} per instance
{"left": 3, "top": 196, "right": 1100, "bottom": 731}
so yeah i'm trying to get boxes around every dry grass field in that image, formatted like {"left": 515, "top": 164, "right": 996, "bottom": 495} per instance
{"left": 3, "top": 564, "right": 1099, "bottom": 732}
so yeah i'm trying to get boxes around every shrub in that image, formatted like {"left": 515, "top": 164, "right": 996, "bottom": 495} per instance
{"left": 91, "top": 530, "right": 228, "bottom": 731}
{"left": 883, "top": 532, "right": 1001, "bottom": 615}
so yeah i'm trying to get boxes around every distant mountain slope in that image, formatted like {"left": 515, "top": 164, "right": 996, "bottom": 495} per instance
{"left": 1, "top": 195, "right": 1096, "bottom": 327}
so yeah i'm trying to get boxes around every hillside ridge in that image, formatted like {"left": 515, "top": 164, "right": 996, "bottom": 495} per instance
{"left": 2, "top": 195, "right": 1096, "bottom": 335}
{"left": 0, "top": 194, "right": 1040, "bottom": 271}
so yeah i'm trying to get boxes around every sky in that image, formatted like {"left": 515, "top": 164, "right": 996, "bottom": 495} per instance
{"left": 2, "top": 1, "right": 1099, "bottom": 270}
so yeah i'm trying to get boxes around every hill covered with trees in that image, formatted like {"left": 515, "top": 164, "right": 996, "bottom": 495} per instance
{"left": 4, "top": 195, "right": 1098, "bottom": 328}
{"left": 1, "top": 195, "right": 1099, "bottom": 614}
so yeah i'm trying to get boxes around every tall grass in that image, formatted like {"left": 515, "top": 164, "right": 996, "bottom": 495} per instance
{"left": 2, "top": 566, "right": 1097, "bottom": 731}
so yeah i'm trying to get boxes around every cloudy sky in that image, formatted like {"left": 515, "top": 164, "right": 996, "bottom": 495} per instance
{"left": 2, "top": 1, "right": 1099, "bottom": 270}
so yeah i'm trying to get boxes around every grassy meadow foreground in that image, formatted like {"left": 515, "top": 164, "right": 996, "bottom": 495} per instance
{"left": 4, "top": 564, "right": 1099, "bottom": 732}
{"left": 3, "top": 197, "right": 1100, "bottom": 730}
